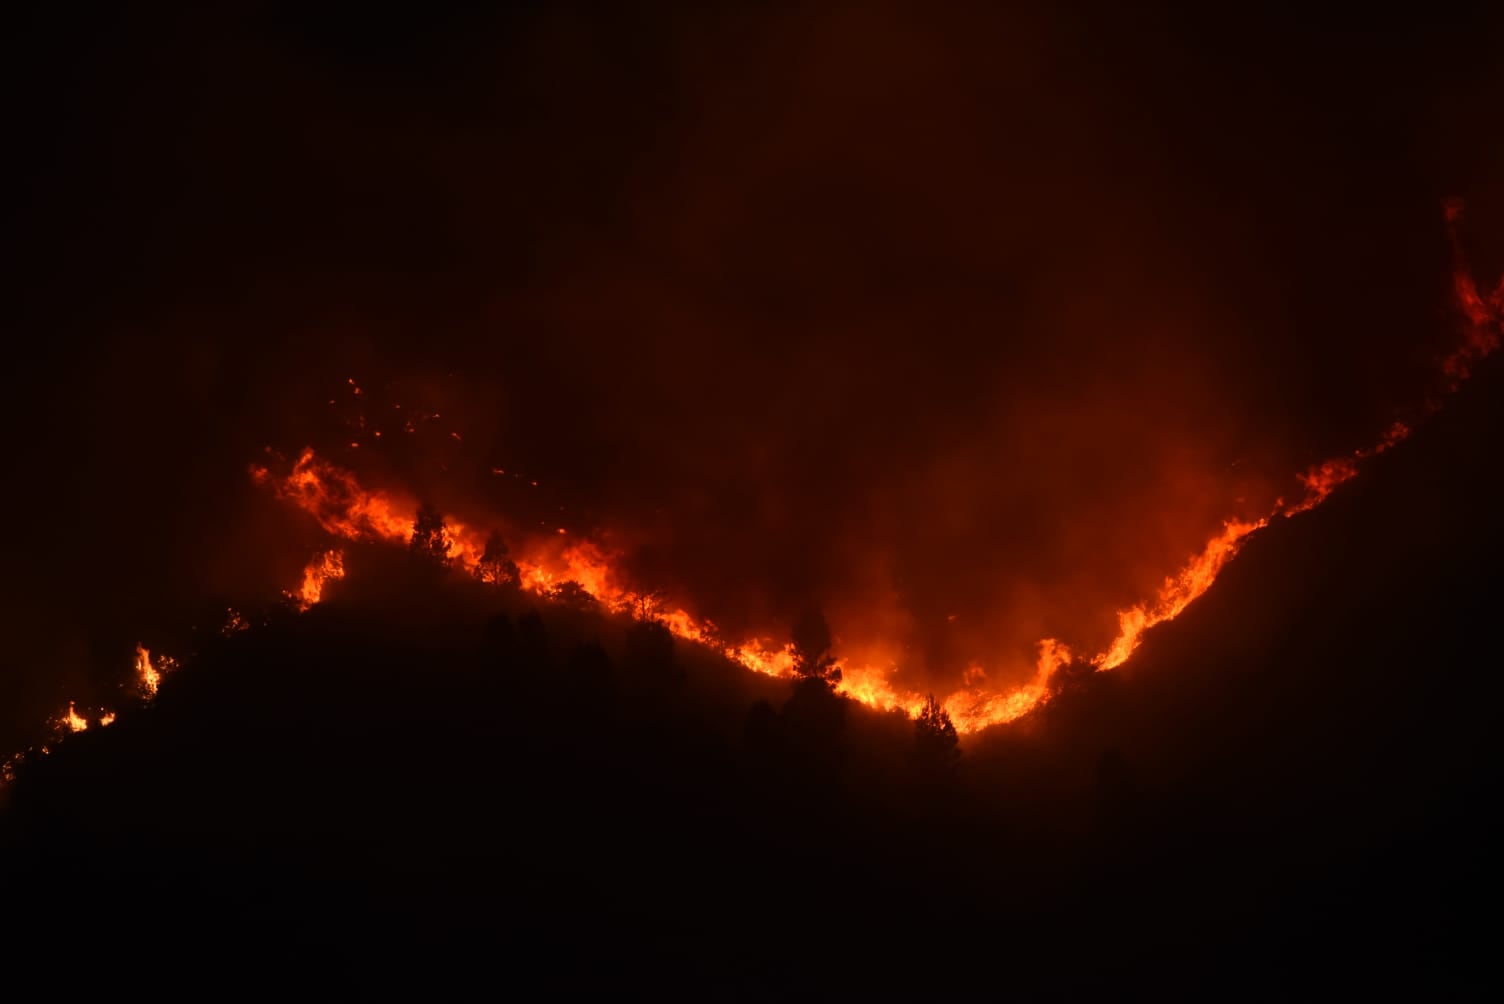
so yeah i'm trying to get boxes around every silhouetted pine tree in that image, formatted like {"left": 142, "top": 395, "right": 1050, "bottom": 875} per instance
{"left": 791, "top": 608, "right": 841, "bottom": 688}
{"left": 548, "top": 580, "right": 599, "bottom": 612}
{"left": 914, "top": 693, "right": 959, "bottom": 768}
{"left": 410, "top": 503, "right": 452, "bottom": 565}
{"left": 478, "top": 530, "right": 520, "bottom": 586}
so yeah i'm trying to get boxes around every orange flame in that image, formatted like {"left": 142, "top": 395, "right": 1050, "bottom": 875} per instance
{"left": 290, "top": 550, "right": 347, "bottom": 611}
{"left": 6, "top": 644, "right": 173, "bottom": 787}
{"left": 248, "top": 211, "right": 1500, "bottom": 735}
{"left": 60, "top": 702, "right": 89, "bottom": 733}
{"left": 135, "top": 644, "right": 173, "bottom": 699}
{"left": 944, "top": 639, "right": 1075, "bottom": 732}
{"left": 1442, "top": 202, "right": 1504, "bottom": 385}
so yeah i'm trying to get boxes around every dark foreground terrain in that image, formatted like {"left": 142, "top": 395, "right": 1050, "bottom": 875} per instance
{"left": 3, "top": 371, "right": 1501, "bottom": 997}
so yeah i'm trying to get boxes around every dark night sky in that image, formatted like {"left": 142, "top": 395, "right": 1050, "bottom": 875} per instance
{"left": 3, "top": 3, "right": 1502, "bottom": 746}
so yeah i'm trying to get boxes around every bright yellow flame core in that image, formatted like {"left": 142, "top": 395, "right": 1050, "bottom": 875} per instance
{"left": 135, "top": 644, "right": 173, "bottom": 698}
{"left": 61, "top": 702, "right": 89, "bottom": 733}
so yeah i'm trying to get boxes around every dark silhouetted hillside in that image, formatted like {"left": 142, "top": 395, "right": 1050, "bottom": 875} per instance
{"left": 3, "top": 366, "right": 1501, "bottom": 997}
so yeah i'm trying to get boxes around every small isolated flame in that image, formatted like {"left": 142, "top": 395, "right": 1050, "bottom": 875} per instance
{"left": 60, "top": 702, "right": 89, "bottom": 733}
{"left": 5, "top": 643, "right": 174, "bottom": 786}
{"left": 2, "top": 211, "right": 1494, "bottom": 796}
{"left": 1442, "top": 201, "right": 1504, "bottom": 386}
{"left": 257, "top": 448, "right": 1070, "bottom": 729}
{"left": 135, "top": 644, "right": 173, "bottom": 699}
{"left": 290, "top": 550, "right": 347, "bottom": 611}
{"left": 1076, "top": 211, "right": 1498, "bottom": 694}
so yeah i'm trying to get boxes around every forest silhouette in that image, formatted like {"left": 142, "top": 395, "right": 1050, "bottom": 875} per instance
{"left": 2, "top": 355, "right": 1501, "bottom": 995}
{"left": 4, "top": 4, "right": 1502, "bottom": 996}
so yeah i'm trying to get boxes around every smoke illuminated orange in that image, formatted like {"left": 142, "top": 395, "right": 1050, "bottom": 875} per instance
{"left": 4, "top": 207, "right": 1496, "bottom": 795}
{"left": 253, "top": 211, "right": 1499, "bottom": 734}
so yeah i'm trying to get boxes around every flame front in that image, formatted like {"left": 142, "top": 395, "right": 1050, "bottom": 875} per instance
{"left": 7, "top": 208, "right": 1496, "bottom": 790}
{"left": 251, "top": 215, "right": 1499, "bottom": 734}
{"left": 1093, "top": 517, "right": 1269, "bottom": 671}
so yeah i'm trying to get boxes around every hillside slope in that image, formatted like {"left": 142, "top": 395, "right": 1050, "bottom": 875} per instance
{"left": 2, "top": 363, "right": 1500, "bottom": 996}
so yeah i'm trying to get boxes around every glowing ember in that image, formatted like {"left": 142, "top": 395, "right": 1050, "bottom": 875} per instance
{"left": 258, "top": 448, "right": 1073, "bottom": 729}
{"left": 1370, "top": 421, "right": 1411, "bottom": 455}
{"left": 1, "top": 210, "right": 1497, "bottom": 801}
{"left": 222, "top": 608, "right": 250, "bottom": 636}
{"left": 4, "top": 644, "right": 175, "bottom": 789}
{"left": 256, "top": 222, "right": 1500, "bottom": 736}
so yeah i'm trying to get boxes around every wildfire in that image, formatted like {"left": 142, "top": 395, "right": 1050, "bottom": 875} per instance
{"left": 60, "top": 702, "right": 89, "bottom": 733}
{"left": 135, "top": 644, "right": 174, "bottom": 699}
{"left": 4, "top": 642, "right": 176, "bottom": 787}
{"left": 249, "top": 220, "right": 1501, "bottom": 736}
{"left": 8, "top": 203, "right": 1483, "bottom": 792}
{"left": 1093, "top": 517, "right": 1269, "bottom": 672}
{"left": 290, "top": 550, "right": 347, "bottom": 611}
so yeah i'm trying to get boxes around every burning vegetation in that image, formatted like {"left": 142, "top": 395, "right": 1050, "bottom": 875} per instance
{"left": 5, "top": 8, "right": 1502, "bottom": 992}
{"left": 2, "top": 209, "right": 1499, "bottom": 785}
{"left": 229, "top": 210, "right": 1501, "bottom": 737}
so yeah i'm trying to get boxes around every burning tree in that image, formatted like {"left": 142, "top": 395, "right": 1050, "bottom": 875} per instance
{"left": 410, "top": 503, "right": 451, "bottom": 565}
{"left": 548, "top": 580, "right": 599, "bottom": 612}
{"left": 478, "top": 530, "right": 520, "bottom": 586}
{"left": 783, "top": 609, "right": 848, "bottom": 764}
{"left": 791, "top": 608, "right": 842, "bottom": 688}
{"left": 914, "top": 694, "right": 959, "bottom": 767}
{"left": 630, "top": 589, "right": 666, "bottom": 622}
